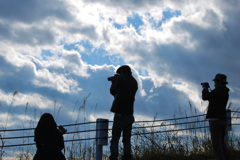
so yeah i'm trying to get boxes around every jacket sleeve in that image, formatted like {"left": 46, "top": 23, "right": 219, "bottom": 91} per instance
{"left": 110, "top": 77, "right": 119, "bottom": 96}
{"left": 202, "top": 88, "right": 212, "bottom": 100}
{"left": 34, "top": 130, "right": 39, "bottom": 148}
{"left": 34, "top": 129, "right": 43, "bottom": 149}
{"left": 58, "top": 130, "right": 65, "bottom": 150}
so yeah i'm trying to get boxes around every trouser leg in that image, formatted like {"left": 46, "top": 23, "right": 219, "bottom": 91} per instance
{"left": 110, "top": 115, "right": 134, "bottom": 160}
{"left": 122, "top": 122, "right": 132, "bottom": 160}
{"left": 221, "top": 123, "right": 232, "bottom": 160}
{"left": 122, "top": 115, "right": 134, "bottom": 160}
{"left": 110, "top": 116, "right": 122, "bottom": 160}
{"left": 209, "top": 120, "right": 231, "bottom": 160}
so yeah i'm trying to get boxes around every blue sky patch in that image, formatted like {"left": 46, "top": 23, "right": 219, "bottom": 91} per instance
{"left": 173, "top": 81, "right": 182, "bottom": 85}
{"left": 127, "top": 13, "right": 144, "bottom": 34}
{"left": 163, "top": 9, "right": 181, "bottom": 20}
{"left": 109, "top": 18, "right": 124, "bottom": 29}
{"left": 64, "top": 40, "right": 125, "bottom": 66}
{"left": 113, "top": 23, "right": 124, "bottom": 29}
{"left": 41, "top": 49, "right": 54, "bottom": 60}
{"left": 150, "top": 8, "right": 181, "bottom": 28}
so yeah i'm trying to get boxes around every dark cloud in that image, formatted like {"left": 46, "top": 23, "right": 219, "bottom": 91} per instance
{"left": 83, "top": 0, "right": 156, "bottom": 9}
{"left": 0, "top": 0, "right": 74, "bottom": 45}
{"left": 0, "top": 0, "right": 99, "bottom": 45}
{"left": 82, "top": 0, "right": 193, "bottom": 11}
{"left": 120, "top": 3, "right": 240, "bottom": 108}
{"left": 0, "top": 55, "right": 72, "bottom": 102}
{"left": 170, "top": 12, "right": 240, "bottom": 86}
{"left": 0, "top": 20, "right": 55, "bottom": 46}
{"left": 67, "top": 25, "right": 99, "bottom": 40}
{"left": 135, "top": 79, "right": 200, "bottom": 119}
{"left": 0, "top": 56, "right": 35, "bottom": 93}
{"left": 0, "top": 0, "right": 73, "bottom": 23}
{"left": 0, "top": 22, "right": 11, "bottom": 39}
{"left": 124, "top": 4, "right": 240, "bottom": 86}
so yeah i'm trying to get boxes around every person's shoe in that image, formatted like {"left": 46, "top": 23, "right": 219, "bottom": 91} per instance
{"left": 109, "top": 155, "right": 118, "bottom": 160}
{"left": 122, "top": 155, "right": 133, "bottom": 160}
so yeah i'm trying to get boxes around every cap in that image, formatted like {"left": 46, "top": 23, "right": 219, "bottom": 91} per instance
{"left": 116, "top": 65, "right": 131, "bottom": 74}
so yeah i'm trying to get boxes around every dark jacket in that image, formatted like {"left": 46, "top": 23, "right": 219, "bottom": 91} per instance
{"left": 202, "top": 86, "right": 229, "bottom": 120}
{"left": 34, "top": 127, "right": 66, "bottom": 160}
{"left": 110, "top": 73, "right": 138, "bottom": 114}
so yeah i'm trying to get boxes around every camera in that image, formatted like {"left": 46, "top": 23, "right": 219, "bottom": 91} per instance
{"left": 201, "top": 82, "right": 210, "bottom": 88}
{"left": 108, "top": 74, "right": 119, "bottom": 81}
{"left": 59, "top": 125, "right": 67, "bottom": 134}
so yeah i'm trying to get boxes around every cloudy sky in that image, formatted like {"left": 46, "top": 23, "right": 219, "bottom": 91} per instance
{"left": 0, "top": 0, "right": 240, "bottom": 137}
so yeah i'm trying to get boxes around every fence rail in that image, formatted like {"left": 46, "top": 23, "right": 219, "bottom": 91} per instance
{"left": 1, "top": 110, "right": 240, "bottom": 148}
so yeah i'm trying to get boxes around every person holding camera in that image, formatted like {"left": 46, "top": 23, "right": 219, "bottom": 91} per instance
{"left": 202, "top": 74, "right": 231, "bottom": 160}
{"left": 34, "top": 113, "right": 67, "bottom": 160}
{"left": 108, "top": 65, "right": 138, "bottom": 160}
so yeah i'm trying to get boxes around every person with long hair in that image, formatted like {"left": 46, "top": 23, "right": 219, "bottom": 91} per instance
{"left": 33, "top": 113, "right": 67, "bottom": 160}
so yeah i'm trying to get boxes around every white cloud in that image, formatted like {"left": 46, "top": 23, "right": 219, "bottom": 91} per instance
{"left": 33, "top": 69, "right": 81, "bottom": 93}
{"left": 0, "top": 113, "right": 16, "bottom": 127}
{"left": 0, "top": 89, "right": 53, "bottom": 110}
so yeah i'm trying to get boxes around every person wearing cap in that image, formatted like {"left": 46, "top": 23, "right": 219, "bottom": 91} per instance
{"left": 202, "top": 73, "right": 231, "bottom": 160}
{"left": 109, "top": 65, "right": 138, "bottom": 160}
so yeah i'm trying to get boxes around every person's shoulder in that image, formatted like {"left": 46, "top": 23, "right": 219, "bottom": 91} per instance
{"left": 214, "top": 86, "right": 229, "bottom": 93}
{"left": 223, "top": 86, "right": 230, "bottom": 93}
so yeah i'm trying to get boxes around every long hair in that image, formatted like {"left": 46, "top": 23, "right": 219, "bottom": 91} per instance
{"left": 36, "top": 113, "right": 57, "bottom": 130}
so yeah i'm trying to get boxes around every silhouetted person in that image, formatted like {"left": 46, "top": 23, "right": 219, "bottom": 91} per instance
{"left": 34, "top": 113, "right": 67, "bottom": 160}
{"left": 109, "top": 65, "right": 138, "bottom": 160}
{"left": 202, "top": 74, "right": 231, "bottom": 160}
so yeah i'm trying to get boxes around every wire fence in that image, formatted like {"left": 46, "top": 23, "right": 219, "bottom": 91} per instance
{"left": 1, "top": 110, "right": 240, "bottom": 148}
